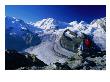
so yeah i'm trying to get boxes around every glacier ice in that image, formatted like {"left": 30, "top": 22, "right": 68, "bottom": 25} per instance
{"left": 5, "top": 16, "right": 106, "bottom": 69}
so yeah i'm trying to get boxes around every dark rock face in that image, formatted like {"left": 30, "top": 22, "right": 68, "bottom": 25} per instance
{"left": 5, "top": 31, "right": 41, "bottom": 51}
{"left": 5, "top": 50, "right": 47, "bottom": 70}
{"left": 54, "top": 62, "right": 72, "bottom": 70}
{"left": 5, "top": 16, "right": 42, "bottom": 51}
{"left": 53, "top": 51, "right": 106, "bottom": 70}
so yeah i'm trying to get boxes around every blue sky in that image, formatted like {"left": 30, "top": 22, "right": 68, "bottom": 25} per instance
{"left": 5, "top": 5, "right": 106, "bottom": 23}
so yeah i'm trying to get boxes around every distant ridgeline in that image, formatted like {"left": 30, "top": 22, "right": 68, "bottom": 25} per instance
{"left": 5, "top": 16, "right": 106, "bottom": 70}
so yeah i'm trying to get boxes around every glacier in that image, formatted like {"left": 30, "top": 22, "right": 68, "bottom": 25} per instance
{"left": 5, "top": 16, "right": 106, "bottom": 69}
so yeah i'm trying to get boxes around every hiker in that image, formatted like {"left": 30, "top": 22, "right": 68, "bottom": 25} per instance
{"left": 82, "top": 33, "right": 92, "bottom": 49}
{"left": 84, "top": 38, "right": 91, "bottom": 48}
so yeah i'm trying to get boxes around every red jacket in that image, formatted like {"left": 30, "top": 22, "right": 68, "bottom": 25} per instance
{"left": 84, "top": 39, "right": 91, "bottom": 47}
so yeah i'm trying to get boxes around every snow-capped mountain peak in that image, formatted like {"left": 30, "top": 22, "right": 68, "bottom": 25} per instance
{"left": 34, "top": 18, "right": 71, "bottom": 30}
{"left": 69, "top": 21, "right": 78, "bottom": 26}
{"left": 5, "top": 16, "right": 42, "bottom": 51}
{"left": 6, "top": 16, "right": 106, "bottom": 68}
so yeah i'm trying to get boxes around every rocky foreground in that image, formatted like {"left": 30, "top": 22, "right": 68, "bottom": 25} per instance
{"left": 5, "top": 17, "right": 106, "bottom": 70}
{"left": 5, "top": 49, "right": 105, "bottom": 70}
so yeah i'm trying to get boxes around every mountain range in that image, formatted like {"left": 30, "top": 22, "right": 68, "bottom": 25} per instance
{"left": 5, "top": 16, "right": 106, "bottom": 69}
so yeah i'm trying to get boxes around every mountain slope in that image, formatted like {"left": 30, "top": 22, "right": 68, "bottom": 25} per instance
{"left": 5, "top": 16, "right": 42, "bottom": 51}
{"left": 25, "top": 17, "right": 106, "bottom": 66}
{"left": 5, "top": 16, "right": 106, "bottom": 69}
{"left": 34, "top": 18, "right": 71, "bottom": 30}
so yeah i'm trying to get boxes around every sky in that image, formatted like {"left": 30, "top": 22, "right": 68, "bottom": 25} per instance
{"left": 5, "top": 5, "right": 106, "bottom": 23}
